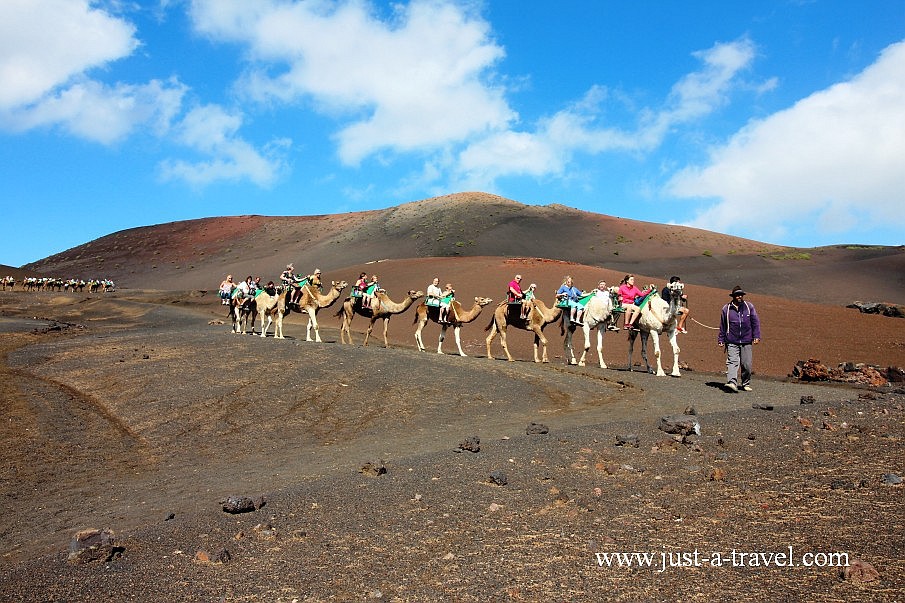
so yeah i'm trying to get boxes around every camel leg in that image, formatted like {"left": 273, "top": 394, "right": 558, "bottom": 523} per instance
{"left": 562, "top": 327, "right": 571, "bottom": 365}
{"left": 650, "top": 332, "right": 666, "bottom": 377}
{"left": 414, "top": 317, "right": 426, "bottom": 352}
{"left": 532, "top": 327, "right": 548, "bottom": 363}
{"left": 498, "top": 325, "right": 515, "bottom": 362}
{"left": 363, "top": 318, "right": 375, "bottom": 347}
{"left": 306, "top": 308, "right": 320, "bottom": 342}
{"left": 382, "top": 318, "right": 390, "bottom": 348}
{"left": 563, "top": 325, "right": 576, "bottom": 365}
{"left": 485, "top": 323, "right": 499, "bottom": 360}
{"left": 436, "top": 324, "right": 447, "bottom": 354}
{"left": 275, "top": 312, "right": 284, "bottom": 339}
{"left": 667, "top": 330, "right": 681, "bottom": 377}
{"left": 596, "top": 327, "right": 608, "bottom": 369}
{"left": 342, "top": 315, "right": 354, "bottom": 344}
{"left": 627, "top": 330, "right": 637, "bottom": 370}
{"left": 452, "top": 326, "right": 466, "bottom": 357}
{"left": 577, "top": 324, "right": 592, "bottom": 367}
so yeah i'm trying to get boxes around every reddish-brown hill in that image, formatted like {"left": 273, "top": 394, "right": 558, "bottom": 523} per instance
{"left": 22, "top": 191, "right": 905, "bottom": 306}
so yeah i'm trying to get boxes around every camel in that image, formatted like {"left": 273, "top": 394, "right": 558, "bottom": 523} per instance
{"left": 336, "top": 290, "right": 424, "bottom": 347}
{"left": 562, "top": 293, "right": 616, "bottom": 368}
{"left": 413, "top": 296, "right": 494, "bottom": 356}
{"left": 484, "top": 299, "right": 563, "bottom": 363}
{"left": 633, "top": 288, "right": 683, "bottom": 377}
{"left": 255, "top": 287, "right": 291, "bottom": 339}
{"left": 295, "top": 280, "right": 349, "bottom": 342}
{"left": 229, "top": 295, "right": 258, "bottom": 335}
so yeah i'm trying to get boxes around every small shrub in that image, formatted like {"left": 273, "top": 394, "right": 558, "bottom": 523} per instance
{"left": 769, "top": 252, "right": 811, "bottom": 260}
{"left": 702, "top": 250, "right": 713, "bottom": 257}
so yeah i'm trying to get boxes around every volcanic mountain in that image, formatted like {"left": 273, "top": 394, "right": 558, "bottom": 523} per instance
{"left": 20, "top": 192, "right": 905, "bottom": 307}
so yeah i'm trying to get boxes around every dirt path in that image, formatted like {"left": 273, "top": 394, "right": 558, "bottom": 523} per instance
{"left": 0, "top": 293, "right": 864, "bottom": 563}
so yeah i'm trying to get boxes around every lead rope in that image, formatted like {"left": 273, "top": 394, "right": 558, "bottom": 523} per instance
{"left": 691, "top": 318, "right": 719, "bottom": 330}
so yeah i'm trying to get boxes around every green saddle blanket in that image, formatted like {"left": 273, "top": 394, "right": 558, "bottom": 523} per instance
{"left": 635, "top": 287, "right": 657, "bottom": 311}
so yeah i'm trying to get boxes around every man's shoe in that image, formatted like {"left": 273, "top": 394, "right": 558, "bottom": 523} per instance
{"left": 724, "top": 382, "right": 738, "bottom": 393}
{"left": 741, "top": 385, "right": 753, "bottom": 392}
{"left": 607, "top": 325, "right": 620, "bottom": 331}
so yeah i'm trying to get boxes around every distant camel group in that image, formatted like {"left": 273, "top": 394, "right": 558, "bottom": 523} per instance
{"left": 2, "top": 276, "right": 115, "bottom": 293}
{"left": 226, "top": 278, "right": 683, "bottom": 377}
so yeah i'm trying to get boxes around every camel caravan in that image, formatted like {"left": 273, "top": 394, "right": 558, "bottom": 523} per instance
{"left": 3, "top": 276, "right": 115, "bottom": 293}
{"left": 218, "top": 267, "right": 688, "bottom": 377}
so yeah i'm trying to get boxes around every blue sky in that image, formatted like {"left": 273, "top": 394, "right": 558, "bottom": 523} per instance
{"left": 2, "top": 0, "right": 904, "bottom": 267}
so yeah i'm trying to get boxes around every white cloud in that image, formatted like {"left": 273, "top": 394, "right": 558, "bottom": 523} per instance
{"left": 190, "top": 0, "right": 513, "bottom": 164}
{"left": 0, "top": 0, "right": 138, "bottom": 109}
{"left": 451, "top": 39, "right": 756, "bottom": 190}
{"left": 0, "top": 0, "right": 283, "bottom": 187}
{"left": 7, "top": 78, "right": 186, "bottom": 144}
{"left": 670, "top": 40, "right": 905, "bottom": 244}
{"left": 0, "top": 0, "right": 179, "bottom": 143}
{"left": 159, "top": 104, "right": 288, "bottom": 187}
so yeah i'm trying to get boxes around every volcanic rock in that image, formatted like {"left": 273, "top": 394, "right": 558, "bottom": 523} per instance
{"left": 359, "top": 460, "right": 387, "bottom": 477}
{"left": 67, "top": 528, "right": 119, "bottom": 564}
{"left": 526, "top": 422, "right": 549, "bottom": 435}
{"left": 222, "top": 496, "right": 257, "bottom": 514}
{"left": 455, "top": 436, "right": 481, "bottom": 453}
{"left": 658, "top": 414, "right": 701, "bottom": 436}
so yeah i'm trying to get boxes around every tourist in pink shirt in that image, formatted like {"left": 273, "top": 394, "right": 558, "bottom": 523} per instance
{"left": 618, "top": 274, "right": 651, "bottom": 331}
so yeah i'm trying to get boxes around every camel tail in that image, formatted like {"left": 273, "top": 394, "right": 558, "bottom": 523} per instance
{"left": 484, "top": 315, "right": 496, "bottom": 332}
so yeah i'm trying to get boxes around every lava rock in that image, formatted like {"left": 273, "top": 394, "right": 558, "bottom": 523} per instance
{"left": 881, "top": 473, "right": 902, "bottom": 486}
{"left": 658, "top": 414, "right": 701, "bottom": 436}
{"left": 67, "top": 528, "right": 119, "bottom": 564}
{"left": 455, "top": 436, "right": 481, "bottom": 453}
{"left": 841, "top": 558, "right": 880, "bottom": 583}
{"left": 359, "top": 460, "right": 387, "bottom": 477}
{"left": 614, "top": 434, "right": 640, "bottom": 448}
{"left": 222, "top": 496, "right": 257, "bottom": 514}
{"left": 526, "top": 422, "right": 549, "bottom": 435}
{"left": 488, "top": 470, "right": 508, "bottom": 486}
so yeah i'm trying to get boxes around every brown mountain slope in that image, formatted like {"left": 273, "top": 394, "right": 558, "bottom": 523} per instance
{"left": 23, "top": 191, "right": 905, "bottom": 305}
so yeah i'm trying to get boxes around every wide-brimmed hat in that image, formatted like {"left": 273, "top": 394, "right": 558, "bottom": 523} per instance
{"left": 730, "top": 286, "right": 746, "bottom": 296}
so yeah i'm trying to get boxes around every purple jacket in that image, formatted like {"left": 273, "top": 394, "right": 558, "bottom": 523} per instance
{"left": 718, "top": 300, "right": 761, "bottom": 345}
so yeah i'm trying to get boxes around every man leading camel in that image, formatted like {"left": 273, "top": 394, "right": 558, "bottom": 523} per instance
{"left": 718, "top": 286, "right": 761, "bottom": 393}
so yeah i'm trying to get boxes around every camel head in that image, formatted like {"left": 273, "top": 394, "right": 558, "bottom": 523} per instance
{"left": 408, "top": 290, "right": 425, "bottom": 300}
{"left": 332, "top": 280, "right": 349, "bottom": 291}
{"left": 475, "top": 296, "right": 493, "bottom": 306}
